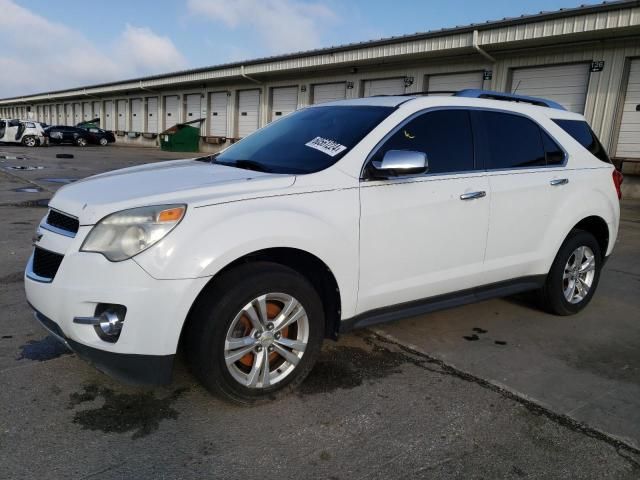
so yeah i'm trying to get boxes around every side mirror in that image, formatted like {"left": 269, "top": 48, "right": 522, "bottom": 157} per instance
{"left": 370, "top": 150, "right": 428, "bottom": 178}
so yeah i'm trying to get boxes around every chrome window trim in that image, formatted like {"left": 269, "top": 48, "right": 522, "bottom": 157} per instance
{"left": 359, "top": 105, "right": 569, "bottom": 181}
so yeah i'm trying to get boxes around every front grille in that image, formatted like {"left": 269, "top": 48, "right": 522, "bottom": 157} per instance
{"left": 46, "top": 209, "right": 79, "bottom": 235}
{"left": 32, "top": 247, "right": 64, "bottom": 280}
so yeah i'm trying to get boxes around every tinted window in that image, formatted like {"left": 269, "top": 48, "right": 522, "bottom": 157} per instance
{"left": 371, "top": 110, "right": 474, "bottom": 174}
{"left": 553, "top": 119, "right": 610, "bottom": 163}
{"left": 215, "top": 106, "right": 393, "bottom": 174}
{"left": 479, "top": 111, "right": 545, "bottom": 169}
{"left": 541, "top": 131, "right": 565, "bottom": 165}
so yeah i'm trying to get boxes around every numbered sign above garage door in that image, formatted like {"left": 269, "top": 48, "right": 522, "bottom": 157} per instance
{"left": 209, "top": 92, "right": 227, "bottom": 137}
{"left": 131, "top": 98, "right": 143, "bottom": 132}
{"left": 104, "top": 101, "right": 114, "bottom": 130}
{"left": 426, "top": 71, "right": 485, "bottom": 94}
{"left": 117, "top": 99, "right": 127, "bottom": 130}
{"left": 363, "top": 78, "right": 406, "bottom": 97}
{"left": 271, "top": 86, "right": 298, "bottom": 121}
{"left": 165, "top": 95, "right": 179, "bottom": 129}
{"left": 312, "top": 82, "right": 347, "bottom": 104}
{"left": 147, "top": 97, "right": 158, "bottom": 134}
{"left": 511, "top": 63, "right": 590, "bottom": 113}
{"left": 615, "top": 58, "right": 640, "bottom": 159}
{"left": 238, "top": 89, "right": 260, "bottom": 138}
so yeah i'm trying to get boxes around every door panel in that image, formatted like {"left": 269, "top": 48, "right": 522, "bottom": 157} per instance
{"left": 208, "top": 92, "right": 227, "bottom": 136}
{"left": 237, "top": 89, "right": 260, "bottom": 137}
{"left": 359, "top": 174, "right": 490, "bottom": 312}
{"left": 147, "top": 97, "right": 158, "bottom": 133}
{"left": 271, "top": 86, "right": 298, "bottom": 121}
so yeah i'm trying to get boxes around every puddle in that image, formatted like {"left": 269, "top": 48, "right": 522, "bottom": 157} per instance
{"left": 494, "top": 340, "right": 507, "bottom": 346}
{"left": 17, "top": 336, "right": 71, "bottom": 361}
{"left": 463, "top": 334, "right": 480, "bottom": 341}
{"left": 5, "top": 165, "right": 44, "bottom": 171}
{"left": 12, "top": 198, "right": 49, "bottom": 208}
{"left": 0, "top": 155, "right": 27, "bottom": 160}
{"left": 473, "top": 327, "right": 488, "bottom": 334}
{"left": 12, "top": 187, "right": 43, "bottom": 193}
{"left": 56, "top": 154, "right": 74, "bottom": 159}
{"left": 39, "top": 178, "right": 77, "bottom": 184}
{"left": 0, "top": 271, "right": 23, "bottom": 284}
{"left": 2, "top": 335, "right": 13, "bottom": 339}
{"left": 68, "top": 384, "right": 187, "bottom": 439}
{"left": 298, "top": 344, "right": 411, "bottom": 395}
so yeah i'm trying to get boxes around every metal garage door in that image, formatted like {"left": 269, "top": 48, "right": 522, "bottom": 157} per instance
{"left": 186, "top": 94, "right": 202, "bottom": 121}
{"left": 147, "top": 97, "right": 158, "bottom": 133}
{"left": 73, "top": 103, "right": 82, "bottom": 124}
{"left": 208, "top": 92, "right": 227, "bottom": 137}
{"left": 44, "top": 105, "right": 50, "bottom": 124}
{"left": 65, "top": 104, "right": 73, "bottom": 125}
{"left": 271, "top": 86, "right": 298, "bottom": 121}
{"left": 615, "top": 59, "right": 640, "bottom": 159}
{"left": 83, "top": 102, "right": 91, "bottom": 121}
{"left": 511, "top": 63, "right": 590, "bottom": 113}
{"left": 427, "top": 71, "right": 484, "bottom": 94}
{"left": 92, "top": 102, "right": 101, "bottom": 122}
{"left": 36, "top": 106, "right": 42, "bottom": 122}
{"left": 165, "top": 95, "right": 179, "bottom": 129}
{"left": 117, "top": 99, "right": 127, "bottom": 130}
{"left": 312, "top": 82, "right": 346, "bottom": 104}
{"left": 131, "top": 98, "right": 143, "bottom": 132}
{"left": 238, "top": 89, "right": 260, "bottom": 137}
{"left": 363, "top": 78, "right": 406, "bottom": 97}
{"left": 104, "top": 101, "right": 114, "bottom": 130}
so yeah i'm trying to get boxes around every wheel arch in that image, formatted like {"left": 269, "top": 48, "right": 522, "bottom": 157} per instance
{"left": 180, "top": 247, "right": 342, "bottom": 349}
{"left": 572, "top": 215, "right": 610, "bottom": 257}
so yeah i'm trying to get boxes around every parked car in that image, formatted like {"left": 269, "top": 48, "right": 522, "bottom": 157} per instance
{"left": 44, "top": 125, "right": 115, "bottom": 146}
{"left": 25, "top": 90, "right": 622, "bottom": 404}
{"left": 0, "top": 118, "right": 46, "bottom": 146}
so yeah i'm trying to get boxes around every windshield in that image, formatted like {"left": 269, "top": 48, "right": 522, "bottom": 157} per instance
{"left": 214, "top": 105, "right": 394, "bottom": 174}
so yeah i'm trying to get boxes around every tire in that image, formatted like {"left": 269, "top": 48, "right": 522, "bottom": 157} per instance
{"left": 540, "top": 230, "right": 602, "bottom": 316}
{"left": 22, "top": 136, "right": 37, "bottom": 147}
{"left": 75, "top": 137, "right": 87, "bottom": 147}
{"left": 99, "top": 137, "right": 108, "bottom": 146}
{"left": 186, "top": 262, "right": 325, "bottom": 405}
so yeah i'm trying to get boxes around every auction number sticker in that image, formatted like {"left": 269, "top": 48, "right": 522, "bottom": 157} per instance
{"left": 305, "top": 137, "right": 347, "bottom": 157}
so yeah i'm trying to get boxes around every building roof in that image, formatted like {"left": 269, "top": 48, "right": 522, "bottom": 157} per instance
{"left": 1, "top": 0, "right": 639, "bottom": 103}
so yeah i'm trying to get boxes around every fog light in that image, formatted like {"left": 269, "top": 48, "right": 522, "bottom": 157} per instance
{"left": 73, "top": 303, "right": 126, "bottom": 343}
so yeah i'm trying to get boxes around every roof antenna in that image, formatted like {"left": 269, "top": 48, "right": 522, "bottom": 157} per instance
{"left": 512, "top": 80, "right": 522, "bottom": 94}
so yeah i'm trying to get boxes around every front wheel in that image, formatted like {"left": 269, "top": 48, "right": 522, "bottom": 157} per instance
{"left": 99, "top": 137, "right": 108, "bottom": 146}
{"left": 186, "top": 262, "right": 325, "bottom": 404}
{"left": 540, "top": 230, "right": 602, "bottom": 315}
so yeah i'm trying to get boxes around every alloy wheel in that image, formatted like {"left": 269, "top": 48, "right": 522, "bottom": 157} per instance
{"left": 224, "top": 293, "right": 309, "bottom": 389}
{"left": 562, "top": 246, "right": 596, "bottom": 304}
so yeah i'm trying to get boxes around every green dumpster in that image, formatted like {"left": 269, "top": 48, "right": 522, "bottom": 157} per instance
{"left": 160, "top": 118, "right": 204, "bottom": 152}
{"left": 76, "top": 117, "right": 101, "bottom": 129}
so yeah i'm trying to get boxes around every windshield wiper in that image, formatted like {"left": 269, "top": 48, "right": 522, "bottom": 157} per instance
{"left": 215, "top": 159, "right": 272, "bottom": 173}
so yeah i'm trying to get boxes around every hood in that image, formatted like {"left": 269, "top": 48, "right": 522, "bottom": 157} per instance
{"left": 49, "top": 159, "right": 295, "bottom": 224}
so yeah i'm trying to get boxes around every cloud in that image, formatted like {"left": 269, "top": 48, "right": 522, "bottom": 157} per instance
{"left": 187, "top": 0, "right": 338, "bottom": 54}
{"left": 0, "top": 0, "right": 187, "bottom": 98}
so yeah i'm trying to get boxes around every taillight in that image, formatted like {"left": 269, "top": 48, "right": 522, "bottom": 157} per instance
{"left": 612, "top": 169, "right": 623, "bottom": 200}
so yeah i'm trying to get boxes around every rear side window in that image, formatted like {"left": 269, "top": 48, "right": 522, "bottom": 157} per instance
{"left": 552, "top": 119, "right": 610, "bottom": 163}
{"left": 371, "top": 110, "right": 475, "bottom": 174}
{"left": 476, "top": 111, "right": 546, "bottom": 169}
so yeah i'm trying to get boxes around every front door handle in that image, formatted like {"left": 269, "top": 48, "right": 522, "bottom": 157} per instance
{"left": 550, "top": 178, "right": 569, "bottom": 186}
{"left": 460, "top": 191, "right": 486, "bottom": 200}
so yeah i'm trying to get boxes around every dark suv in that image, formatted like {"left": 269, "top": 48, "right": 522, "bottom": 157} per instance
{"left": 45, "top": 126, "right": 115, "bottom": 146}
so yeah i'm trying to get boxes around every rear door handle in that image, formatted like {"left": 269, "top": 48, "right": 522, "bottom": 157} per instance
{"left": 550, "top": 178, "right": 569, "bottom": 186}
{"left": 460, "top": 191, "right": 486, "bottom": 200}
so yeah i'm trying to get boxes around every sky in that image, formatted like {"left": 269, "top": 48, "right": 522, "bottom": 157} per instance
{"left": 0, "top": 0, "right": 607, "bottom": 98}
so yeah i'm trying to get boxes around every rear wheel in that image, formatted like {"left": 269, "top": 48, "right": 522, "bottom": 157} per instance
{"left": 22, "top": 136, "right": 37, "bottom": 147}
{"left": 540, "top": 230, "right": 602, "bottom": 315}
{"left": 186, "top": 262, "right": 324, "bottom": 404}
{"left": 75, "top": 137, "right": 87, "bottom": 147}
{"left": 99, "top": 137, "right": 108, "bottom": 146}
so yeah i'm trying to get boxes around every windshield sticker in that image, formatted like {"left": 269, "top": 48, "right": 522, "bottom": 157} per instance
{"left": 304, "top": 137, "right": 347, "bottom": 157}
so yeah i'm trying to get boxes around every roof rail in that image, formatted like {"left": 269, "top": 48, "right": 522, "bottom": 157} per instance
{"left": 454, "top": 89, "right": 566, "bottom": 110}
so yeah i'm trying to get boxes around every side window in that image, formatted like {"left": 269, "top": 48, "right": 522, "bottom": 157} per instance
{"left": 541, "top": 131, "right": 565, "bottom": 165}
{"left": 478, "top": 111, "right": 546, "bottom": 169}
{"left": 372, "top": 110, "right": 474, "bottom": 174}
{"left": 552, "top": 119, "right": 610, "bottom": 164}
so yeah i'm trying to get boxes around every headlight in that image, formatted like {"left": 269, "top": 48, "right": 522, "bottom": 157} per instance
{"left": 81, "top": 204, "right": 186, "bottom": 261}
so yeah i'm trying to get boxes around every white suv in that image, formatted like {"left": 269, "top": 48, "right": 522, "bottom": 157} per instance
{"left": 25, "top": 90, "right": 622, "bottom": 403}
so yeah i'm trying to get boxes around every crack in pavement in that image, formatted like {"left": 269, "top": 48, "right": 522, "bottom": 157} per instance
{"left": 367, "top": 330, "right": 640, "bottom": 469}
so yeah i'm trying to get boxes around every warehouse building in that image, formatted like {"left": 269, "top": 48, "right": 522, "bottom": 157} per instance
{"left": 1, "top": 1, "right": 640, "bottom": 171}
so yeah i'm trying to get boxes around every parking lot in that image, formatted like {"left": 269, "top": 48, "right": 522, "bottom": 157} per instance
{"left": 1, "top": 144, "right": 639, "bottom": 479}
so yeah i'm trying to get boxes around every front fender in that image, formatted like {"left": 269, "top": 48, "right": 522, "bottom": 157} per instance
{"left": 133, "top": 188, "right": 360, "bottom": 317}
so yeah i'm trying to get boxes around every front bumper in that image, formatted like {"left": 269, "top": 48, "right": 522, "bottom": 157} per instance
{"left": 32, "top": 308, "right": 174, "bottom": 385}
